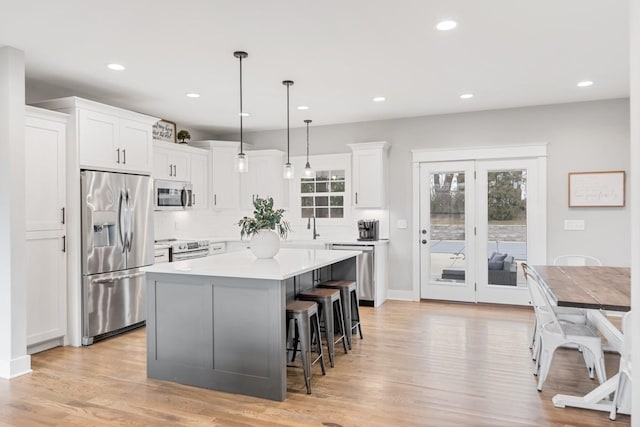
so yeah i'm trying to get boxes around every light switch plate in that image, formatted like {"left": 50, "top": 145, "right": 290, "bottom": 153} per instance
{"left": 564, "top": 219, "right": 585, "bottom": 231}
{"left": 397, "top": 219, "right": 408, "bottom": 229}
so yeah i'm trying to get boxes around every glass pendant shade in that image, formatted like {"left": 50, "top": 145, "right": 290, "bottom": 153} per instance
{"left": 236, "top": 152, "right": 248, "bottom": 173}
{"left": 283, "top": 162, "right": 294, "bottom": 180}
{"left": 303, "top": 162, "right": 314, "bottom": 178}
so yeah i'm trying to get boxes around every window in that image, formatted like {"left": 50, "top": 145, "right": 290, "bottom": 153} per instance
{"left": 300, "top": 170, "right": 345, "bottom": 218}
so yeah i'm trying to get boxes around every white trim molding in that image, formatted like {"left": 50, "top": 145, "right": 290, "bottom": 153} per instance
{"left": 412, "top": 143, "right": 547, "bottom": 163}
{"left": 0, "top": 355, "right": 32, "bottom": 379}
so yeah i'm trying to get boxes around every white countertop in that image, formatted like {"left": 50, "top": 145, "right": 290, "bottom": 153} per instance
{"left": 142, "top": 248, "right": 361, "bottom": 280}
{"left": 190, "top": 236, "right": 389, "bottom": 246}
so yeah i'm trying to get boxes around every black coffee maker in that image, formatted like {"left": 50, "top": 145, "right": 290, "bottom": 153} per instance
{"left": 357, "top": 219, "right": 379, "bottom": 241}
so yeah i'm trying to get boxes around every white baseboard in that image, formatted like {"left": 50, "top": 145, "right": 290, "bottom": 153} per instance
{"left": 387, "top": 289, "right": 419, "bottom": 301}
{"left": 0, "top": 354, "right": 32, "bottom": 379}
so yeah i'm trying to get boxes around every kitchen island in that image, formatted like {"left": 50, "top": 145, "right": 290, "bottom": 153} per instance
{"left": 142, "top": 248, "right": 361, "bottom": 401}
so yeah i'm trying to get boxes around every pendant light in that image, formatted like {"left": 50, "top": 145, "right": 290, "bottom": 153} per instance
{"left": 303, "top": 119, "right": 314, "bottom": 178}
{"left": 234, "top": 51, "right": 248, "bottom": 173}
{"left": 282, "top": 80, "right": 294, "bottom": 180}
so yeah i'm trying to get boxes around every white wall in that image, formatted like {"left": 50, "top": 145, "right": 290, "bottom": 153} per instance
{"left": 0, "top": 46, "right": 30, "bottom": 378}
{"left": 222, "top": 99, "right": 631, "bottom": 292}
{"left": 629, "top": 0, "right": 639, "bottom": 424}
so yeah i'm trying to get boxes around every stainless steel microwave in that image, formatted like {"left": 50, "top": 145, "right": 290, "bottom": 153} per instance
{"left": 154, "top": 180, "right": 193, "bottom": 210}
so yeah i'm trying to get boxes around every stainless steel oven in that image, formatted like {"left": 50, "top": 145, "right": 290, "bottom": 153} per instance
{"left": 154, "top": 180, "right": 193, "bottom": 210}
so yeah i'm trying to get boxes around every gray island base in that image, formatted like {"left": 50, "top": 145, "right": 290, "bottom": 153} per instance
{"left": 142, "top": 248, "right": 361, "bottom": 401}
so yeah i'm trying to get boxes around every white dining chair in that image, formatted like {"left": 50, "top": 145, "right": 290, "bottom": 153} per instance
{"left": 522, "top": 263, "right": 587, "bottom": 360}
{"left": 553, "top": 254, "right": 602, "bottom": 267}
{"left": 610, "top": 311, "right": 632, "bottom": 420}
{"left": 533, "top": 271, "right": 607, "bottom": 391}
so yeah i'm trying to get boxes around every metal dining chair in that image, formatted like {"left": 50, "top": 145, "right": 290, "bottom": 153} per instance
{"left": 553, "top": 254, "right": 602, "bottom": 266}
{"left": 529, "top": 267, "right": 607, "bottom": 391}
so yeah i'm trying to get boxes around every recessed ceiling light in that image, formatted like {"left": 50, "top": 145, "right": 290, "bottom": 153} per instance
{"left": 297, "top": 105, "right": 309, "bottom": 110}
{"left": 186, "top": 93, "right": 200, "bottom": 98}
{"left": 460, "top": 93, "right": 474, "bottom": 99}
{"left": 577, "top": 80, "right": 594, "bottom": 87}
{"left": 239, "top": 112, "right": 250, "bottom": 117}
{"left": 436, "top": 20, "right": 457, "bottom": 31}
{"left": 107, "top": 63, "right": 125, "bottom": 71}
{"left": 373, "top": 96, "right": 386, "bottom": 102}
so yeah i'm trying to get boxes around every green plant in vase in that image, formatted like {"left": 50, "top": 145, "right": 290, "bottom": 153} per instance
{"left": 177, "top": 129, "right": 191, "bottom": 144}
{"left": 238, "top": 197, "right": 291, "bottom": 239}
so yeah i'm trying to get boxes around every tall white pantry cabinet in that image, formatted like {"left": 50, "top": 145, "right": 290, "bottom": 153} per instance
{"left": 24, "top": 106, "right": 69, "bottom": 354}
{"left": 32, "top": 97, "right": 159, "bottom": 347}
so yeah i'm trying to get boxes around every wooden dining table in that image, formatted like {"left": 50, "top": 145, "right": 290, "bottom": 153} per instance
{"left": 531, "top": 265, "right": 631, "bottom": 415}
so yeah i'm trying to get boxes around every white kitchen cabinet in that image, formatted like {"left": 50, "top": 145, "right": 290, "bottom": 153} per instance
{"left": 24, "top": 106, "right": 68, "bottom": 353}
{"left": 348, "top": 141, "right": 390, "bottom": 208}
{"left": 241, "top": 150, "right": 289, "bottom": 210}
{"left": 190, "top": 140, "right": 241, "bottom": 210}
{"left": 153, "top": 141, "right": 190, "bottom": 181}
{"left": 189, "top": 151, "right": 209, "bottom": 209}
{"left": 33, "top": 97, "right": 157, "bottom": 175}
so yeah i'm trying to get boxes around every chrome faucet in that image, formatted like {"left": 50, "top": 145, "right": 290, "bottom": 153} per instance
{"left": 307, "top": 216, "right": 320, "bottom": 240}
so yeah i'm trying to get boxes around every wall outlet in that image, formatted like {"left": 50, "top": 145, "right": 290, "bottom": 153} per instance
{"left": 397, "top": 219, "right": 408, "bottom": 229}
{"left": 564, "top": 219, "right": 585, "bottom": 231}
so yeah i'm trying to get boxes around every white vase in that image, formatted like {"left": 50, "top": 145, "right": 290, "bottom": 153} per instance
{"left": 250, "top": 230, "right": 280, "bottom": 259}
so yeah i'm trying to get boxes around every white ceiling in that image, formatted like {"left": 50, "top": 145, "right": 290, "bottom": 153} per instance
{"left": 1, "top": 0, "right": 629, "bottom": 135}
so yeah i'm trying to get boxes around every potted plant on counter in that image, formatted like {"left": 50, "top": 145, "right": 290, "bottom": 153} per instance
{"left": 238, "top": 196, "right": 291, "bottom": 258}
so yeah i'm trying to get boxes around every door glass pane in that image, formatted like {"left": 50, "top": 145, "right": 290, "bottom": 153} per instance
{"left": 486, "top": 170, "right": 527, "bottom": 287}
{"left": 430, "top": 171, "right": 466, "bottom": 285}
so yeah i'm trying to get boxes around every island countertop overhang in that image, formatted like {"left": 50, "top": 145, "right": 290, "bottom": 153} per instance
{"left": 142, "top": 248, "right": 362, "bottom": 281}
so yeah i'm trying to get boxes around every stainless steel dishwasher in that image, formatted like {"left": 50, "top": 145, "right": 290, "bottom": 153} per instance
{"left": 329, "top": 244, "right": 375, "bottom": 306}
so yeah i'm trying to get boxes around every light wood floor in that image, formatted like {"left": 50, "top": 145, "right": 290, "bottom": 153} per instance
{"left": 0, "top": 301, "right": 629, "bottom": 426}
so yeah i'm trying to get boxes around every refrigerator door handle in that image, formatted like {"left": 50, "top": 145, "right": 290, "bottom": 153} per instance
{"left": 127, "top": 189, "right": 134, "bottom": 251}
{"left": 117, "top": 189, "right": 127, "bottom": 252}
{"left": 91, "top": 271, "right": 146, "bottom": 284}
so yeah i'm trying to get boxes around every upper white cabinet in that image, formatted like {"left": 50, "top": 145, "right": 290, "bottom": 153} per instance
{"left": 152, "top": 140, "right": 209, "bottom": 209}
{"left": 190, "top": 140, "right": 241, "bottom": 210}
{"left": 24, "top": 106, "right": 68, "bottom": 353}
{"left": 241, "top": 150, "right": 289, "bottom": 210}
{"left": 32, "top": 97, "right": 157, "bottom": 175}
{"left": 153, "top": 141, "right": 190, "bottom": 181}
{"left": 348, "top": 141, "right": 390, "bottom": 208}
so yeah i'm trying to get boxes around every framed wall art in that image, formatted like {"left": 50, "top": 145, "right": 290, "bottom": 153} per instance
{"left": 152, "top": 119, "right": 177, "bottom": 143}
{"left": 568, "top": 170, "right": 625, "bottom": 207}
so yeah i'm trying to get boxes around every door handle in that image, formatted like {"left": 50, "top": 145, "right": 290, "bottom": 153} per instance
{"left": 168, "top": 164, "right": 173, "bottom": 176}
{"left": 214, "top": 194, "right": 217, "bottom": 205}
{"left": 122, "top": 149, "right": 126, "bottom": 164}
{"left": 62, "top": 235, "right": 66, "bottom": 252}
{"left": 192, "top": 193, "right": 196, "bottom": 205}
{"left": 355, "top": 192, "right": 358, "bottom": 204}
{"left": 61, "top": 207, "right": 65, "bottom": 225}
{"left": 116, "top": 148, "right": 120, "bottom": 164}
{"left": 173, "top": 165, "right": 177, "bottom": 176}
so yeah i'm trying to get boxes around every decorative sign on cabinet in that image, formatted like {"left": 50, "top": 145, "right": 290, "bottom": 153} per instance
{"left": 24, "top": 106, "right": 69, "bottom": 354}
{"left": 348, "top": 141, "right": 390, "bottom": 209}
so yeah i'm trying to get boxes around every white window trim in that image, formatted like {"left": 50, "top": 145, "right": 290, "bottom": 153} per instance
{"left": 288, "top": 153, "right": 352, "bottom": 228}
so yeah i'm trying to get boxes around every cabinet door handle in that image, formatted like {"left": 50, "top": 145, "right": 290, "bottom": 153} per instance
{"left": 355, "top": 192, "right": 358, "bottom": 204}
{"left": 214, "top": 194, "right": 217, "bottom": 205}
{"left": 169, "top": 164, "right": 173, "bottom": 176}
{"left": 122, "top": 149, "right": 126, "bottom": 164}
{"left": 192, "top": 193, "right": 196, "bottom": 205}
{"left": 173, "top": 165, "right": 176, "bottom": 176}
{"left": 62, "top": 236, "right": 66, "bottom": 253}
{"left": 116, "top": 148, "right": 120, "bottom": 164}
{"left": 61, "top": 207, "right": 65, "bottom": 225}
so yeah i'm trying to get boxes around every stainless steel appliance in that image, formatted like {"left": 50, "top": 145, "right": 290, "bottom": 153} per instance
{"left": 155, "top": 239, "right": 211, "bottom": 261}
{"left": 330, "top": 244, "right": 375, "bottom": 306}
{"left": 154, "top": 180, "right": 193, "bottom": 210}
{"left": 357, "top": 219, "right": 379, "bottom": 241}
{"left": 81, "top": 170, "right": 154, "bottom": 345}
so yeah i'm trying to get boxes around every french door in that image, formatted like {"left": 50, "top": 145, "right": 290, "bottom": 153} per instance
{"left": 419, "top": 158, "right": 545, "bottom": 305}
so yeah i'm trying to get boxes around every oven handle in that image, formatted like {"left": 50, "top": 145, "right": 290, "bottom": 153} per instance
{"left": 171, "top": 250, "right": 210, "bottom": 261}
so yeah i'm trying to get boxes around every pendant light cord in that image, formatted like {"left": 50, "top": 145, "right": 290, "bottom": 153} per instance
{"left": 239, "top": 55, "right": 244, "bottom": 155}
{"left": 286, "top": 83, "right": 290, "bottom": 164}
{"left": 306, "top": 121, "right": 310, "bottom": 161}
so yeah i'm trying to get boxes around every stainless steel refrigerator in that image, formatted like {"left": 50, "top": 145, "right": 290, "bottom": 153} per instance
{"left": 80, "top": 170, "right": 154, "bottom": 345}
